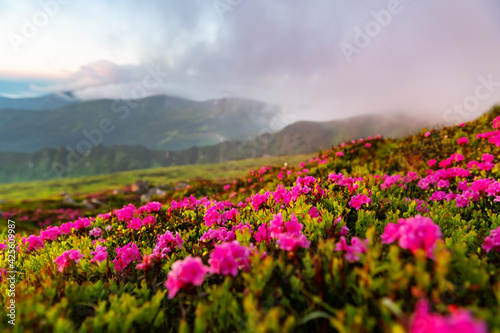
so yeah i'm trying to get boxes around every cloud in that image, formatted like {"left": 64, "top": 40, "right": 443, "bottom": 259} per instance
{"left": 6, "top": 0, "right": 500, "bottom": 124}
{"left": 31, "top": 60, "right": 145, "bottom": 92}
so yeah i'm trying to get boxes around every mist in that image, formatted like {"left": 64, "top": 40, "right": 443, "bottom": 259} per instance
{"left": 1, "top": 0, "right": 500, "bottom": 124}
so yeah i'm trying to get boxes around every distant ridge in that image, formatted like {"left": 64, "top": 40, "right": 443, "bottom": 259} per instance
{"left": 0, "top": 92, "right": 79, "bottom": 111}
{"left": 0, "top": 112, "right": 433, "bottom": 183}
{"left": 0, "top": 95, "right": 281, "bottom": 152}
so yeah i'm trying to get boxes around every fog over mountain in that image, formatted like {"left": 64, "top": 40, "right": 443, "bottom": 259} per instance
{"left": 1, "top": 1, "right": 500, "bottom": 124}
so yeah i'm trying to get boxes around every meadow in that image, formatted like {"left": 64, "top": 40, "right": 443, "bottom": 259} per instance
{"left": 0, "top": 154, "right": 313, "bottom": 202}
{"left": 1, "top": 107, "right": 500, "bottom": 332}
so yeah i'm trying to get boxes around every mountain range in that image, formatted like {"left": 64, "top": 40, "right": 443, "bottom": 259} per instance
{"left": 0, "top": 109, "right": 432, "bottom": 183}
{"left": 0, "top": 95, "right": 281, "bottom": 152}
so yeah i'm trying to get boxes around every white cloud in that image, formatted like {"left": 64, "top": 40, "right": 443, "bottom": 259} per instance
{"left": 1, "top": 0, "right": 500, "bottom": 123}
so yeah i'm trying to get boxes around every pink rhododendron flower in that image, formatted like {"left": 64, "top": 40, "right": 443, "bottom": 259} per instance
{"left": 381, "top": 216, "right": 442, "bottom": 259}
{"left": 204, "top": 201, "right": 239, "bottom": 227}
{"left": 72, "top": 217, "right": 92, "bottom": 230}
{"left": 336, "top": 151, "right": 344, "bottom": 157}
{"left": 457, "top": 137, "right": 469, "bottom": 145}
{"left": 142, "top": 215, "right": 156, "bottom": 225}
{"left": 428, "top": 159, "right": 437, "bottom": 167}
{"left": 165, "top": 256, "right": 209, "bottom": 298}
{"left": 349, "top": 194, "right": 371, "bottom": 210}
{"left": 381, "top": 174, "right": 402, "bottom": 190}
{"left": 254, "top": 224, "right": 269, "bottom": 243}
{"left": 493, "top": 116, "right": 500, "bottom": 129}
{"left": 335, "top": 236, "right": 368, "bottom": 262}
{"left": 338, "top": 225, "right": 349, "bottom": 236}
{"left": 114, "top": 203, "right": 136, "bottom": 222}
{"left": 136, "top": 254, "right": 152, "bottom": 270}
{"left": 309, "top": 206, "right": 321, "bottom": 219}
{"left": 276, "top": 233, "right": 311, "bottom": 251}
{"left": 436, "top": 179, "right": 450, "bottom": 188}
{"left": 152, "top": 231, "right": 184, "bottom": 259}
{"left": 0, "top": 243, "right": 7, "bottom": 251}
{"left": 251, "top": 191, "right": 271, "bottom": 210}
{"left": 97, "top": 212, "right": 112, "bottom": 220}
{"left": 269, "top": 213, "right": 286, "bottom": 237}
{"left": 40, "top": 226, "right": 61, "bottom": 241}
{"left": 90, "top": 245, "right": 108, "bottom": 264}
{"left": 22, "top": 235, "right": 44, "bottom": 251}
{"left": 410, "top": 299, "right": 487, "bottom": 333}
{"left": 424, "top": 131, "right": 431, "bottom": 137}
{"left": 53, "top": 249, "right": 84, "bottom": 272}
{"left": 59, "top": 222, "right": 74, "bottom": 234}
{"left": 113, "top": 242, "right": 141, "bottom": 271}
{"left": 200, "top": 228, "right": 235, "bottom": 243}
{"left": 208, "top": 240, "right": 252, "bottom": 276}
{"left": 137, "top": 201, "right": 162, "bottom": 214}
{"left": 127, "top": 217, "right": 143, "bottom": 230}
{"left": 89, "top": 227, "right": 102, "bottom": 238}
{"left": 482, "top": 226, "right": 500, "bottom": 253}
{"left": 267, "top": 213, "right": 311, "bottom": 251}
{"left": 365, "top": 143, "right": 371, "bottom": 148}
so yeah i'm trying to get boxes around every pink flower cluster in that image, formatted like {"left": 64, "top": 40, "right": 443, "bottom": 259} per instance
{"left": 152, "top": 231, "right": 184, "bottom": 259}
{"left": 204, "top": 201, "right": 239, "bottom": 227}
{"left": 349, "top": 194, "right": 372, "bottom": 210}
{"left": 114, "top": 204, "right": 136, "bottom": 222}
{"left": 457, "top": 137, "right": 469, "bottom": 145}
{"left": 418, "top": 167, "right": 470, "bottom": 190}
{"left": 89, "top": 227, "right": 102, "bottom": 238}
{"left": 482, "top": 226, "right": 500, "bottom": 253}
{"left": 429, "top": 178, "right": 500, "bottom": 208}
{"left": 467, "top": 153, "right": 495, "bottom": 171}
{"left": 329, "top": 173, "right": 364, "bottom": 193}
{"left": 165, "top": 256, "right": 209, "bottom": 298}
{"left": 126, "top": 215, "right": 156, "bottom": 230}
{"left": 309, "top": 206, "right": 322, "bottom": 221}
{"left": 381, "top": 216, "right": 442, "bottom": 259}
{"left": 22, "top": 235, "right": 44, "bottom": 251}
{"left": 200, "top": 228, "right": 236, "bottom": 243}
{"left": 208, "top": 240, "right": 252, "bottom": 276}
{"left": 136, "top": 254, "right": 152, "bottom": 270}
{"left": 251, "top": 191, "right": 271, "bottom": 210}
{"left": 272, "top": 185, "right": 293, "bottom": 207}
{"left": 53, "top": 249, "right": 84, "bottom": 272}
{"left": 137, "top": 201, "right": 162, "bottom": 214}
{"left": 267, "top": 213, "right": 311, "bottom": 251}
{"left": 335, "top": 236, "right": 368, "bottom": 262}
{"left": 40, "top": 226, "right": 61, "bottom": 241}
{"left": 90, "top": 245, "right": 108, "bottom": 264}
{"left": 113, "top": 242, "right": 141, "bottom": 271}
{"left": 290, "top": 176, "right": 324, "bottom": 200}
{"left": 410, "top": 299, "right": 487, "bottom": 333}
{"left": 438, "top": 153, "right": 465, "bottom": 168}
{"left": 169, "top": 195, "right": 214, "bottom": 211}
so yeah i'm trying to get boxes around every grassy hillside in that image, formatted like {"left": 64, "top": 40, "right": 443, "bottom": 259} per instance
{"left": 0, "top": 153, "right": 313, "bottom": 202}
{"left": 1, "top": 107, "right": 500, "bottom": 332}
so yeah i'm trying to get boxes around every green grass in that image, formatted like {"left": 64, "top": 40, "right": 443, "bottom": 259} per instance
{"left": 0, "top": 153, "right": 315, "bottom": 202}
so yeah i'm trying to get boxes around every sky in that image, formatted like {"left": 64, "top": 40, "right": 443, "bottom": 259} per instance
{"left": 1, "top": 0, "right": 500, "bottom": 123}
